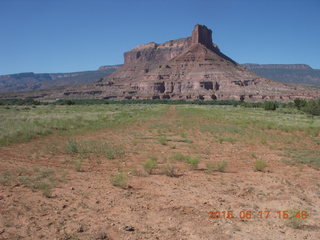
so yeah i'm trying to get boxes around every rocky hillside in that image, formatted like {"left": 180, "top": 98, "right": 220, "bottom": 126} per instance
{"left": 243, "top": 64, "right": 320, "bottom": 87}
{"left": 0, "top": 65, "right": 121, "bottom": 93}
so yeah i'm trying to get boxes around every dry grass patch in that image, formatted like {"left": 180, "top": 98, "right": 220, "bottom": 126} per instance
{"left": 0, "top": 167, "right": 63, "bottom": 197}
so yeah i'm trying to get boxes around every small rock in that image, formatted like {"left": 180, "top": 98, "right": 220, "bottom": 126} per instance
{"left": 124, "top": 225, "right": 135, "bottom": 232}
{"left": 0, "top": 229, "right": 5, "bottom": 234}
{"left": 77, "top": 225, "right": 85, "bottom": 233}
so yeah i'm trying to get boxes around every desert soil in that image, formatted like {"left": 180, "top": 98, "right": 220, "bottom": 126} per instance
{"left": 0, "top": 105, "right": 319, "bottom": 240}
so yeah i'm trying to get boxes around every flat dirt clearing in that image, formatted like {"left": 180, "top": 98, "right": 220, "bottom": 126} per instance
{"left": 0, "top": 104, "right": 320, "bottom": 239}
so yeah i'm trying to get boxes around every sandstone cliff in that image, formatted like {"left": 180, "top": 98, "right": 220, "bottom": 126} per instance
{"left": 57, "top": 24, "right": 319, "bottom": 101}
{"left": 4, "top": 24, "right": 319, "bottom": 101}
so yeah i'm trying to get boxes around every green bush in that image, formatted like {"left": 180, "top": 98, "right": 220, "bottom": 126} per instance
{"left": 294, "top": 98, "right": 307, "bottom": 110}
{"left": 187, "top": 157, "right": 200, "bottom": 170}
{"left": 206, "top": 161, "right": 228, "bottom": 173}
{"left": 142, "top": 158, "right": 157, "bottom": 174}
{"left": 264, "top": 101, "right": 278, "bottom": 111}
{"left": 111, "top": 173, "right": 128, "bottom": 189}
{"left": 172, "top": 153, "right": 189, "bottom": 162}
{"left": 303, "top": 99, "right": 320, "bottom": 116}
{"left": 216, "top": 161, "right": 228, "bottom": 172}
{"left": 255, "top": 160, "right": 267, "bottom": 172}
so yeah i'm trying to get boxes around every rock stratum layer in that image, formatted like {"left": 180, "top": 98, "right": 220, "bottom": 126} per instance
{"left": 5, "top": 24, "right": 320, "bottom": 101}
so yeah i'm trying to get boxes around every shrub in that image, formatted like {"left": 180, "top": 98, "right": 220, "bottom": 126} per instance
{"left": 255, "top": 160, "right": 267, "bottom": 172}
{"left": 66, "top": 100, "right": 75, "bottom": 105}
{"left": 142, "top": 158, "right": 157, "bottom": 174}
{"left": 294, "top": 98, "right": 307, "bottom": 110}
{"left": 65, "top": 139, "right": 80, "bottom": 154}
{"left": 73, "top": 158, "right": 84, "bottom": 172}
{"left": 158, "top": 136, "right": 168, "bottom": 145}
{"left": 216, "top": 161, "right": 228, "bottom": 172}
{"left": 103, "top": 144, "right": 125, "bottom": 159}
{"left": 161, "top": 163, "right": 176, "bottom": 177}
{"left": 303, "top": 99, "right": 320, "bottom": 116}
{"left": 172, "top": 153, "right": 188, "bottom": 162}
{"left": 264, "top": 101, "right": 278, "bottom": 111}
{"left": 187, "top": 157, "right": 200, "bottom": 170}
{"left": 205, "top": 162, "right": 215, "bottom": 173}
{"left": 205, "top": 161, "right": 228, "bottom": 173}
{"left": 111, "top": 173, "right": 128, "bottom": 189}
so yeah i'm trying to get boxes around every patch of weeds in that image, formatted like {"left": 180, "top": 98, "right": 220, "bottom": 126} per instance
{"left": 216, "top": 136, "right": 237, "bottom": 144}
{"left": 0, "top": 167, "right": 59, "bottom": 197}
{"left": 130, "top": 167, "right": 147, "bottom": 177}
{"left": 130, "top": 167, "right": 140, "bottom": 176}
{"left": 161, "top": 163, "right": 176, "bottom": 177}
{"left": 72, "top": 158, "right": 84, "bottom": 172}
{"left": 283, "top": 148, "right": 320, "bottom": 170}
{"left": 255, "top": 160, "right": 267, "bottom": 172}
{"left": 200, "top": 125, "right": 243, "bottom": 135}
{"left": 37, "top": 181, "right": 53, "bottom": 198}
{"left": 59, "top": 171, "right": 68, "bottom": 182}
{"left": 186, "top": 157, "right": 200, "bottom": 170}
{"left": 45, "top": 143, "right": 60, "bottom": 155}
{"left": 311, "top": 137, "right": 320, "bottom": 145}
{"left": 65, "top": 138, "right": 80, "bottom": 154}
{"left": 260, "top": 139, "right": 268, "bottom": 145}
{"left": 205, "top": 163, "right": 215, "bottom": 173}
{"left": 171, "top": 153, "right": 189, "bottom": 162}
{"left": 0, "top": 170, "right": 12, "bottom": 185}
{"left": 65, "top": 139, "right": 125, "bottom": 160}
{"left": 174, "top": 138, "right": 193, "bottom": 143}
{"left": 142, "top": 158, "right": 157, "bottom": 174}
{"left": 179, "top": 131, "right": 187, "bottom": 138}
{"left": 171, "top": 153, "right": 199, "bottom": 170}
{"left": 103, "top": 144, "right": 125, "bottom": 159}
{"left": 216, "top": 161, "right": 228, "bottom": 172}
{"left": 205, "top": 161, "right": 228, "bottom": 173}
{"left": 111, "top": 172, "right": 128, "bottom": 189}
{"left": 158, "top": 136, "right": 168, "bottom": 145}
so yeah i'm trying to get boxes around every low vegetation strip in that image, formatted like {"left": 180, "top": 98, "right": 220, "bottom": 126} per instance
{"left": 0, "top": 104, "right": 165, "bottom": 146}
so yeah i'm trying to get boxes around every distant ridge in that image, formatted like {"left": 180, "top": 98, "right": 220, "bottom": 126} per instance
{"left": 243, "top": 64, "right": 320, "bottom": 87}
{"left": 0, "top": 65, "right": 121, "bottom": 93}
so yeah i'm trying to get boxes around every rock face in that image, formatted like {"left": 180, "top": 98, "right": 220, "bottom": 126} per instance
{"left": 17, "top": 24, "right": 320, "bottom": 101}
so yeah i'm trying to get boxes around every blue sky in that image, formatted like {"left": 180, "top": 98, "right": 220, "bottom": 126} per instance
{"left": 0, "top": 0, "right": 319, "bottom": 75}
